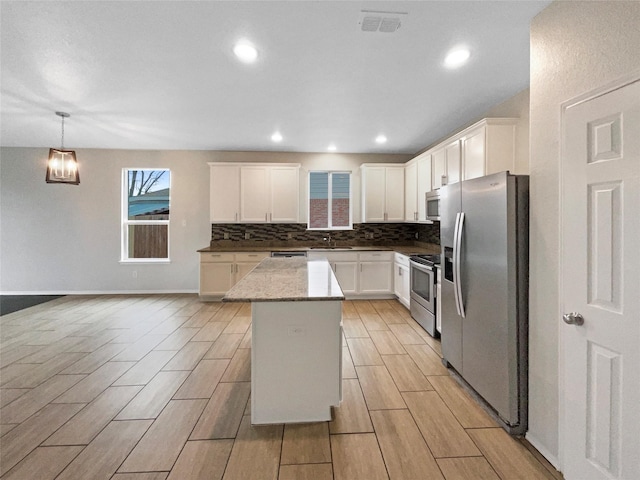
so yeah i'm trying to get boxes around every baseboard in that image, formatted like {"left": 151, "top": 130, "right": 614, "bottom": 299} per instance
{"left": 0, "top": 290, "right": 198, "bottom": 295}
{"left": 525, "top": 432, "right": 561, "bottom": 470}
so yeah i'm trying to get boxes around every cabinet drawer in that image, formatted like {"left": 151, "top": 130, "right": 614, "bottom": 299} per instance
{"left": 359, "top": 251, "right": 393, "bottom": 262}
{"left": 322, "top": 251, "right": 359, "bottom": 262}
{"left": 235, "top": 252, "right": 269, "bottom": 262}
{"left": 201, "top": 252, "right": 235, "bottom": 263}
{"left": 394, "top": 252, "right": 410, "bottom": 267}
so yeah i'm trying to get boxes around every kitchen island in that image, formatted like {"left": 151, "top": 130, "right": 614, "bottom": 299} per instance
{"left": 224, "top": 257, "right": 344, "bottom": 424}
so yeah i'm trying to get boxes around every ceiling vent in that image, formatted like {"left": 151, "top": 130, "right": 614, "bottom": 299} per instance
{"left": 359, "top": 10, "right": 406, "bottom": 33}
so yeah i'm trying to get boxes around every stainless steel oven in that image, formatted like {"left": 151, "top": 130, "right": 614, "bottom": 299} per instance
{"left": 409, "top": 255, "right": 439, "bottom": 337}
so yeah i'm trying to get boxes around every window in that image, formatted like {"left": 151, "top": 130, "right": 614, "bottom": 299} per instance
{"left": 308, "top": 171, "right": 352, "bottom": 230}
{"left": 121, "top": 169, "right": 170, "bottom": 261}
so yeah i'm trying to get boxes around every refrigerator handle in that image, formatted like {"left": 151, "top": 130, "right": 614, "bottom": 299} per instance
{"left": 452, "top": 213, "right": 462, "bottom": 317}
{"left": 455, "top": 212, "right": 466, "bottom": 318}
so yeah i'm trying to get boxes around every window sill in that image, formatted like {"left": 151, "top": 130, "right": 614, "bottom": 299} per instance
{"left": 119, "top": 259, "right": 171, "bottom": 264}
{"left": 306, "top": 227, "right": 354, "bottom": 232}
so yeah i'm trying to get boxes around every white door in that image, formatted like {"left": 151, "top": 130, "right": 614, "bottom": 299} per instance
{"left": 333, "top": 262, "right": 358, "bottom": 295}
{"left": 561, "top": 79, "right": 640, "bottom": 479}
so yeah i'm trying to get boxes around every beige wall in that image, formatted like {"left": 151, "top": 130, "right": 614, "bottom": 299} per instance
{"left": 528, "top": 0, "right": 640, "bottom": 466}
{"left": 0, "top": 148, "right": 408, "bottom": 293}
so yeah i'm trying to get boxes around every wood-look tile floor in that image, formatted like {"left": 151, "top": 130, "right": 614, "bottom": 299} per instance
{"left": 0, "top": 295, "right": 563, "bottom": 480}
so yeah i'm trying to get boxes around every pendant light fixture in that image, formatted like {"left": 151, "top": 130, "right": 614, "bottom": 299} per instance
{"left": 46, "top": 111, "right": 80, "bottom": 185}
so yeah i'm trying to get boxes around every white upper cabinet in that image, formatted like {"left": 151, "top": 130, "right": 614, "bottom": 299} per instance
{"left": 405, "top": 153, "right": 432, "bottom": 222}
{"left": 431, "top": 148, "right": 446, "bottom": 190}
{"left": 268, "top": 166, "right": 299, "bottom": 222}
{"left": 210, "top": 164, "right": 240, "bottom": 223}
{"left": 209, "top": 163, "right": 300, "bottom": 224}
{"left": 416, "top": 153, "right": 432, "bottom": 222}
{"left": 444, "top": 140, "right": 461, "bottom": 185}
{"left": 461, "top": 119, "right": 517, "bottom": 181}
{"left": 404, "top": 160, "right": 418, "bottom": 222}
{"left": 426, "top": 117, "right": 518, "bottom": 190}
{"left": 241, "top": 165, "right": 270, "bottom": 222}
{"left": 361, "top": 164, "right": 405, "bottom": 222}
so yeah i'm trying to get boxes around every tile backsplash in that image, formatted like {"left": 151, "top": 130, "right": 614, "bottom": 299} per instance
{"left": 210, "top": 222, "right": 440, "bottom": 247}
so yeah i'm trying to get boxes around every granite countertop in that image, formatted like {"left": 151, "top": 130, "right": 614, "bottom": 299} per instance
{"left": 223, "top": 257, "right": 345, "bottom": 302}
{"left": 198, "top": 243, "right": 441, "bottom": 256}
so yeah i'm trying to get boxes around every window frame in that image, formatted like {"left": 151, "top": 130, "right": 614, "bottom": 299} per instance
{"left": 120, "top": 168, "right": 171, "bottom": 263}
{"left": 307, "top": 170, "right": 353, "bottom": 231}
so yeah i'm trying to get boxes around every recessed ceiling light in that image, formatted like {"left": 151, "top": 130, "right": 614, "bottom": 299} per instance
{"left": 375, "top": 135, "right": 387, "bottom": 144}
{"left": 271, "top": 132, "right": 283, "bottom": 142}
{"left": 233, "top": 42, "right": 258, "bottom": 63}
{"left": 444, "top": 47, "right": 470, "bottom": 68}
{"left": 327, "top": 144, "right": 337, "bottom": 152}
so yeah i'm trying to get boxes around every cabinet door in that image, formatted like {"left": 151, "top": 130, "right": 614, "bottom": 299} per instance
{"left": 234, "top": 252, "right": 269, "bottom": 284}
{"left": 462, "top": 126, "right": 486, "bottom": 181}
{"left": 432, "top": 149, "right": 446, "bottom": 189}
{"left": 359, "top": 262, "right": 392, "bottom": 294}
{"left": 400, "top": 264, "right": 411, "bottom": 308}
{"left": 362, "top": 167, "right": 386, "bottom": 222}
{"left": 235, "top": 262, "right": 260, "bottom": 284}
{"left": 200, "top": 262, "right": 235, "bottom": 296}
{"left": 210, "top": 165, "right": 240, "bottom": 222}
{"left": 385, "top": 167, "right": 405, "bottom": 221}
{"left": 240, "top": 166, "right": 269, "bottom": 222}
{"left": 394, "top": 262, "right": 403, "bottom": 298}
{"left": 333, "top": 262, "right": 358, "bottom": 295}
{"left": 416, "top": 154, "right": 431, "bottom": 221}
{"left": 269, "top": 166, "right": 299, "bottom": 222}
{"left": 445, "top": 140, "right": 461, "bottom": 185}
{"left": 404, "top": 162, "right": 418, "bottom": 222}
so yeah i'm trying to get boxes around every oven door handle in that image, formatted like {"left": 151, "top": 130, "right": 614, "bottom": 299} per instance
{"left": 453, "top": 212, "right": 466, "bottom": 318}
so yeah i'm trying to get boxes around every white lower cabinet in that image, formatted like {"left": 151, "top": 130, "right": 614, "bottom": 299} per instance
{"left": 394, "top": 253, "right": 410, "bottom": 308}
{"left": 308, "top": 250, "right": 393, "bottom": 298}
{"left": 333, "top": 261, "right": 359, "bottom": 295}
{"left": 199, "top": 252, "right": 269, "bottom": 298}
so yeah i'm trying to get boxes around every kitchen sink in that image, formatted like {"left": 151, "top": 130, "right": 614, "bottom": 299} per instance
{"left": 310, "top": 246, "right": 353, "bottom": 250}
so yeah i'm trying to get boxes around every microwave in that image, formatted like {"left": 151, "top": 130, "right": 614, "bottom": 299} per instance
{"left": 425, "top": 190, "right": 440, "bottom": 221}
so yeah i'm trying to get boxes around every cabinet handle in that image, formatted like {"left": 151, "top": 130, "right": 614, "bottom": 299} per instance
{"left": 235, "top": 212, "right": 238, "bottom": 222}
{"left": 442, "top": 174, "right": 448, "bottom": 185}
{"left": 269, "top": 213, "right": 272, "bottom": 222}
{"left": 236, "top": 264, "right": 239, "bottom": 273}
{"left": 398, "top": 266, "right": 402, "bottom": 276}
{"left": 230, "top": 264, "right": 234, "bottom": 274}
{"left": 265, "top": 213, "right": 268, "bottom": 222}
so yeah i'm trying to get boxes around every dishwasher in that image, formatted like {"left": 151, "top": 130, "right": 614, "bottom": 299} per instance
{"left": 270, "top": 251, "right": 307, "bottom": 258}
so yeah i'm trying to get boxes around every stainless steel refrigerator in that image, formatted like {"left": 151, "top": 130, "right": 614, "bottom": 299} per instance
{"left": 440, "top": 171, "right": 529, "bottom": 435}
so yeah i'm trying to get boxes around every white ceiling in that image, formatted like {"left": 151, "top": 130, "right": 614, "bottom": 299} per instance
{"left": 0, "top": 1, "right": 550, "bottom": 154}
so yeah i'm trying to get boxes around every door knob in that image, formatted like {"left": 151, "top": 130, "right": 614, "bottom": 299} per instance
{"left": 562, "top": 312, "right": 584, "bottom": 326}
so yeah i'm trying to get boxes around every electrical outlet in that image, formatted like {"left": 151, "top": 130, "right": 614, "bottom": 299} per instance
{"left": 415, "top": 232, "right": 419, "bottom": 240}
{"left": 287, "top": 233, "right": 293, "bottom": 239}
{"left": 245, "top": 232, "right": 250, "bottom": 240}
{"left": 223, "top": 232, "right": 230, "bottom": 239}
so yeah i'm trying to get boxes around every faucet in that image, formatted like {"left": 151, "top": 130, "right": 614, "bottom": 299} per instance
{"left": 323, "top": 233, "right": 335, "bottom": 247}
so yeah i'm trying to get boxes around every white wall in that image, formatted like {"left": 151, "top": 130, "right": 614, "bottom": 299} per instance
{"left": 0, "top": 148, "right": 408, "bottom": 293}
{"left": 528, "top": 0, "right": 640, "bottom": 467}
